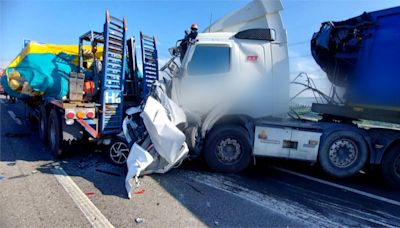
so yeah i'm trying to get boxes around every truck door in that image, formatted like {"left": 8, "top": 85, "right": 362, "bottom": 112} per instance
{"left": 177, "top": 43, "right": 235, "bottom": 114}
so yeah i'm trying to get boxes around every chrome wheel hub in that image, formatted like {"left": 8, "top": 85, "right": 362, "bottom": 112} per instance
{"left": 329, "top": 139, "right": 358, "bottom": 168}
{"left": 217, "top": 138, "right": 242, "bottom": 164}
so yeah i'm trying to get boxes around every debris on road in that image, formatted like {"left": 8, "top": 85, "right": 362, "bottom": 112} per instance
{"left": 135, "top": 217, "right": 145, "bottom": 224}
{"left": 7, "top": 174, "right": 29, "bottom": 180}
{"left": 31, "top": 170, "right": 38, "bottom": 174}
{"left": 134, "top": 188, "right": 145, "bottom": 195}
{"left": 85, "top": 192, "right": 95, "bottom": 196}
{"left": 7, "top": 162, "right": 16, "bottom": 166}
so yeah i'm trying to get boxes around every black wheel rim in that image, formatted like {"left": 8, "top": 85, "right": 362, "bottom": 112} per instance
{"left": 110, "top": 142, "right": 129, "bottom": 164}
{"left": 328, "top": 138, "right": 358, "bottom": 168}
{"left": 216, "top": 137, "right": 243, "bottom": 164}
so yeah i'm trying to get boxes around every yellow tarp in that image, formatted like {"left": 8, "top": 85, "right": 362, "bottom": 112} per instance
{"left": 7, "top": 42, "right": 103, "bottom": 68}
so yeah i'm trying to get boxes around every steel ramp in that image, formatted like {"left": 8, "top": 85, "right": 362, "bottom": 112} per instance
{"left": 100, "top": 11, "right": 127, "bottom": 135}
{"left": 140, "top": 32, "right": 159, "bottom": 98}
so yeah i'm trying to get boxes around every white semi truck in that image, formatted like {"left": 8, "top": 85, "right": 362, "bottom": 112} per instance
{"left": 122, "top": 0, "right": 400, "bottom": 188}
{"left": 119, "top": 0, "right": 400, "bottom": 189}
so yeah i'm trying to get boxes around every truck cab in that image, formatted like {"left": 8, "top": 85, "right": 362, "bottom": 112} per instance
{"left": 170, "top": 0, "right": 290, "bottom": 137}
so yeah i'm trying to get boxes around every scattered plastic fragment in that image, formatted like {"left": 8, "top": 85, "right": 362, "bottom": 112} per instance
{"left": 206, "top": 202, "right": 211, "bottom": 208}
{"left": 214, "top": 221, "right": 219, "bottom": 226}
{"left": 134, "top": 188, "right": 145, "bottom": 195}
{"left": 135, "top": 217, "right": 144, "bottom": 224}
{"left": 31, "top": 170, "right": 38, "bottom": 174}
{"left": 85, "top": 192, "right": 95, "bottom": 196}
{"left": 7, "top": 162, "right": 16, "bottom": 166}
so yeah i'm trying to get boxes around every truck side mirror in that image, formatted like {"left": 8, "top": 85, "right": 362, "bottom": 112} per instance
{"left": 168, "top": 47, "right": 175, "bottom": 56}
{"left": 169, "top": 47, "right": 180, "bottom": 57}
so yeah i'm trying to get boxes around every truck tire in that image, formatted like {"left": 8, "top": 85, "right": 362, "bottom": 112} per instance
{"left": 204, "top": 125, "right": 252, "bottom": 173}
{"left": 39, "top": 106, "right": 48, "bottom": 144}
{"left": 319, "top": 131, "right": 368, "bottom": 178}
{"left": 108, "top": 139, "right": 130, "bottom": 166}
{"left": 381, "top": 144, "right": 400, "bottom": 188}
{"left": 47, "top": 109, "right": 65, "bottom": 158}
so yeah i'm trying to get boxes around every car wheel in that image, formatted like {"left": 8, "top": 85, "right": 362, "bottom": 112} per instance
{"left": 108, "top": 140, "right": 130, "bottom": 166}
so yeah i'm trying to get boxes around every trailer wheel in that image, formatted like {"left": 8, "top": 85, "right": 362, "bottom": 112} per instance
{"left": 382, "top": 144, "right": 400, "bottom": 188}
{"left": 319, "top": 131, "right": 368, "bottom": 178}
{"left": 39, "top": 106, "right": 48, "bottom": 144}
{"left": 48, "top": 109, "right": 65, "bottom": 157}
{"left": 108, "top": 139, "right": 130, "bottom": 166}
{"left": 204, "top": 125, "right": 252, "bottom": 173}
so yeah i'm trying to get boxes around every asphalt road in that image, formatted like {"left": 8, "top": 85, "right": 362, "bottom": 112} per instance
{"left": 1, "top": 97, "right": 399, "bottom": 228}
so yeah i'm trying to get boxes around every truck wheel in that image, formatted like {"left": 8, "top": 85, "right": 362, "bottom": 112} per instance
{"left": 319, "top": 131, "right": 368, "bottom": 178}
{"left": 204, "top": 125, "right": 252, "bottom": 173}
{"left": 108, "top": 139, "right": 130, "bottom": 166}
{"left": 382, "top": 144, "right": 400, "bottom": 188}
{"left": 48, "top": 109, "right": 65, "bottom": 157}
{"left": 39, "top": 106, "right": 48, "bottom": 144}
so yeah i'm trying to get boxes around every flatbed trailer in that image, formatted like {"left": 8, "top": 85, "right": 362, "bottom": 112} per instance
{"left": 12, "top": 11, "right": 159, "bottom": 164}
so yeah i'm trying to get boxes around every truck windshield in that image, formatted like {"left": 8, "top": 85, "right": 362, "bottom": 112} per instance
{"left": 187, "top": 45, "right": 230, "bottom": 76}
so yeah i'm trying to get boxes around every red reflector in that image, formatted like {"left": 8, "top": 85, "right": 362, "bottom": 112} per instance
{"left": 86, "top": 111, "right": 94, "bottom": 119}
{"left": 66, "top": 112, "right": 75, "bottom": 119}
{"left": 247, "top": 55, "right": 258, "bottom": 61}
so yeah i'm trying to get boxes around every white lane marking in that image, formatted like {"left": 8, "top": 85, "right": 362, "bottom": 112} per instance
{"left": 272, "top": 166, "right": 400, "bottom": 207}
{"left": 185, "top": 171, "right": 340, "bottom": 227}
{"left": 8, "top": 110, "right": 22, "bottom": 125}
{"left": 51, "top": 167, "right": 114, "bottom": 228}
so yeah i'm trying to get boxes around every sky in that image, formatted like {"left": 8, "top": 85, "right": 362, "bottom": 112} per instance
{"left": 1, "top": 0, "right": 399, "bottom": 96}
